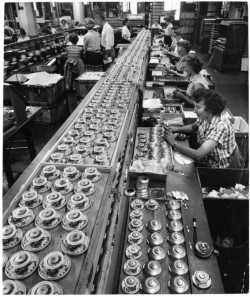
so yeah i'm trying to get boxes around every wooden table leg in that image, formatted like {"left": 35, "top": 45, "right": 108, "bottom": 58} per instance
{"left": 24, "top": 126, "right": 36, "bottom": 161}
{"left": 3, "top": 146, "right": 14, "bottom": 187}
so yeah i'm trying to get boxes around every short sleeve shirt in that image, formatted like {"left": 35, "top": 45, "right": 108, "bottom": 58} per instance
{"left": 164, "top": 23, "right": 173, "bottom": 36}
{"left": 195, "top": 116, "right": 237, "bottom": 168}
{"left": 186, "top": 74, "right": 209, "bottom": 96}
{"left": 84, "top": 30, "right": 101, "bottom": 52}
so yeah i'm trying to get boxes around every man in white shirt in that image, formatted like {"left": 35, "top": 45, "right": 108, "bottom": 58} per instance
{"left": 94, "top": 11, "right": 115, "bottom": 69}
{"left": 121, "top": 19, "right": 131, "bottom": 43}
{"left": 164, "top": 16, "right": 174, "bottom": 47}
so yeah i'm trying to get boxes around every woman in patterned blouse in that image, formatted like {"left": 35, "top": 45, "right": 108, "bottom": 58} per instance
{"left": 164, "top": 89, "right": 243, "bottom": 168}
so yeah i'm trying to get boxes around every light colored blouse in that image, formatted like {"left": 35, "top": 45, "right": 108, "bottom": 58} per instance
{"left": 186, "top": 73, "right": 209, "bottom": 96}
{"left": 164, "top": 23, "right": 173, "bottom": 36}
{"left": 122, "top": 25, "right": 131, "bottom": 41}
{"left": 84, "top": 30, "right": 101, "bottom": 52}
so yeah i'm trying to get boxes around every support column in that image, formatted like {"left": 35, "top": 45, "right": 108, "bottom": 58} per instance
{"left": 73, "top": 2, "right": 85, "bottom": 23}
{"left": 130, "top": 1, "right": 137, "bottom": 15}
{"left": 16, "top": 3, "right": 37, "bottom": 36}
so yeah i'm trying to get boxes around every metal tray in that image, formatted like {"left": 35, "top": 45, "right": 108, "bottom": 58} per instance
{"left": 118, "top": 193, "right": 191, "bottom": 294}
{"left": 3, "top": 164, "right": 112, "bottom": 294}
{"left": 43, "top": 84, "right": 138, "bottom": 169}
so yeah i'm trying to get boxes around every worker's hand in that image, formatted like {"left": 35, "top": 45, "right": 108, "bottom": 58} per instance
{"left": 173, "top": 89, "right": 185, "bottom": 99}
{"left": 163, "top": 126, "right": 179, "bottom": 133}
{"left": 163, "top": 49, "right": 170, "bottom": 55}
{"left": 168, "top": 69, "right": 179, "bottom": 76}
{"left": 164, "top": 130, "right": 176, "bottom": 146}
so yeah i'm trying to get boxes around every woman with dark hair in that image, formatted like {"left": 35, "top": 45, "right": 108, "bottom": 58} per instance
{"left": 163, "top": 16, "right": 174, "bottom": 47}
{"left": 167, "top": 39, "right": 191, "bottom": 76}
{"left": 164, "top": 89, "right": 242, "bottom": 168}
{"left": 173, "top": 55, "right": 210, "bottom": 105}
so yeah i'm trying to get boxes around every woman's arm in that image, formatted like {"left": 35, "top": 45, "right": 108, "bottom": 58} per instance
{"left": 170, "top": 123, "right": 196, "bottom": 134}
{"left": 168, "top": 69, "right": 187, "bottom": 78}
{"left": 174, "top": 91, "right": 195, "bottom": 106}
{"left": 173, "top": 139, "right": 217, "bottom": 161}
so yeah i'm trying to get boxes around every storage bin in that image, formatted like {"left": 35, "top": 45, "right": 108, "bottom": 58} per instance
{"left": 197, "top": 167, "right": 248, "bottom": 244}
{"left": 197, "top": 167, "right": 249, "bottom": 293}
{"left": 233, "top": 116, "right": 249, "bottom": 168}
{"left": 34, "top": 100, "right": 68, "bottom": 124}
{"left": 25, "top": 78, "right": 65, "bottom": 106}
{"left": 75, "top": 72, "right": 105, "bottom": 98}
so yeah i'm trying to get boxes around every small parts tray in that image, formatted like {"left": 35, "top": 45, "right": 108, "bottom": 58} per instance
{"left": 153, "top": 76, "right": 189, "bottom": 86}
{"left": 3, "top": 164, "right": 110, "bottom": 294}
{"left": 119, "top": 193, "right": 191, "bottom": 294}
{"left": 163, "top": 104, "right": 183, "bottom": 115}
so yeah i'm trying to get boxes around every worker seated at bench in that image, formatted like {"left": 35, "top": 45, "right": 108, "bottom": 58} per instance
{"left": 83, "top": 18, "right": 103, "bottom": 69}
{"left": 164, "top": 89, "right": 243, "bottom": 169}
{"left": 173, "top": 55, "right": 211, "bottom": 106}
{"left": 165, "top": 39, "right": 191, "bottom": 77}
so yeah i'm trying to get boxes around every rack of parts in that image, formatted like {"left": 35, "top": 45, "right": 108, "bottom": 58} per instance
{"left": 118, "top": 174, "right": 222, "bottom": 294}
{"left": 3, "top": 164, "right": 114, "bottom": 294}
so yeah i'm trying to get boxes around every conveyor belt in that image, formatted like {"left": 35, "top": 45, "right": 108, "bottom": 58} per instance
{"left": 3, "top": 29, "right": 151, "bottom": 294}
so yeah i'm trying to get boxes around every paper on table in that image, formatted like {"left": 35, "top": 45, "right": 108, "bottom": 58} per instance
{"left": 174, "top": 152, "right": 193, "bottom": 165}
{"left": 149, "top": 58, "right": 160, "bottom": 64}
{"left": 143, "top": 99, "right": 163, "bottom": 109}
{"left": 24, "top": 72, "right": 63, "bottom": 86}
{"left": 152, "top": 70, "right": 164, "bottom": 77}
{"left": 183, "top": 111, "right": 197, "bottom": 119}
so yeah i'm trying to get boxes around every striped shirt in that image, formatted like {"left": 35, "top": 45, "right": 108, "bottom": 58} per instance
{"left": 66, "top": 45, "right": 83, "bottom": 58}
{"left": 195, "top": 116, "right": 237, "bottom": 168}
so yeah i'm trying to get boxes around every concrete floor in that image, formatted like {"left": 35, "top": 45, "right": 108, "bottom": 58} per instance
{"left": 210, "top": 68, "right": 248, "bottom": 121}
{"left": 198, "top": 52, "right": 248, "bottom": 121}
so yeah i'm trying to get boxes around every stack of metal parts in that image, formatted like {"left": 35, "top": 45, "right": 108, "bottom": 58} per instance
{"left": 132, "top": 127, "right": 174, "bottom": 173}
{"left": 136, "top": 176, "right": 150, "bottom": 199}
{"left": 3, "top": 28, "right": 152, "bottom": 294}
{"left": 119, "top": 176, "right": 192, "bottom": 294}
{"left": 3, "top": 165, "right": 110, "bottom": 294}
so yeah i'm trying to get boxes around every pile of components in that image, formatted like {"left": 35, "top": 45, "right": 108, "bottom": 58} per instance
{"left": 46, "top": 82, "right": 136, "bottom": 167}
{"left": 3, "top": 165, "right": 109, "bottom": 294}
{"left": 119, "top": 176, "right": 214, "bottom": 294}
{"left": 131, "top": 126, "right": 174, "bottom": 174}
{"left": 3, "top": 29, "right": 151, "bottom": 295}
